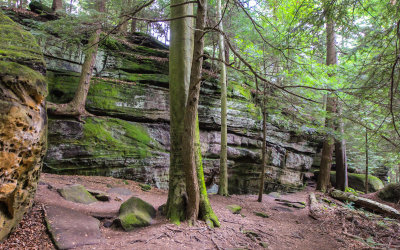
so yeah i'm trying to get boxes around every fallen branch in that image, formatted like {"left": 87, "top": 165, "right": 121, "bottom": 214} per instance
{"left": 330, "top": 190, "right": 400, "bottom": 219}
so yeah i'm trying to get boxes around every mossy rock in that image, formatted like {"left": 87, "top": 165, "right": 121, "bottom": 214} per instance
{"left": 254, "top": 212, "right": 269, "bottom": 218}
{"left": 57, "top": 184, "right": 98, "bottom": 204}
{"left": 227, "top": 204, "right": 242, "bottom": 214}
{"left": 322, "top": 171, "right": 384, "bottom": 193}
{"left": 118, "top": 196, "right": 156, "bottom": 231}
{"left": 139, "top": 183, "right": 151, "bottom": 192}
{"left": 378, "top": 183, "right": 400, "bottom": 203}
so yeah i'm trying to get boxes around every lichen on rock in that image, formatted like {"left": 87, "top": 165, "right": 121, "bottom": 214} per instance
{"left": 0, "top": 11, "right": 47, "bottom": 240}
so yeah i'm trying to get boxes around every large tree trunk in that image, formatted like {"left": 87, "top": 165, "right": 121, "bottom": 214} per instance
{"left": 195, "top": 117, "right": 220, "bottom": 227}
{"left": 182, "top": 0, "right": 207, "bottom": 224}
{"left": 317, "top": 11, "right": 337, "bottom": 192}
{"left": 52, "top": 0, "right": 63, "bottom": 12}
{"left": 165, "top": 0, "right": 194, "bottom": 224}
{"left": 47, "top": 0, "right": 105, "bottom": 119}
{"left": 317, "top": 96, "right": 337, "bottom": 192}
{"left": 335, "top": 104, "right": 348, "bottom": 191}
{"left": 217, "top": 0, "right": 228, "bottom": 197}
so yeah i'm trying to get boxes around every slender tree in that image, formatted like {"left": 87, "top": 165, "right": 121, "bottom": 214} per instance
{"left": 47, "top": 0, "right": 105, "bottom": 119}
{"left": 335, "top": 104, "right": 348, "bottom": 191}
{"left": 365, "top": 128, "right": 369, "bottom": 193}
{"left": 317, "top": 5, "right": 338, "bottom": 192}
{"left": 257, "top": 80, "right": 267, "bottom": 202}
{"left": 217, "top": 0, "right": 228, "bottom": 196}
{"left": 52, "top": 0, "right": 63, "bottom": 12}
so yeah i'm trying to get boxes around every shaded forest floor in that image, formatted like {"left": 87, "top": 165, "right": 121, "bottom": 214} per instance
{"left": 1, "top": 173, "right": 399, "bottom": 250}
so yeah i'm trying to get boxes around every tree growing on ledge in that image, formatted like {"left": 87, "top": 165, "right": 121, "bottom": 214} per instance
{"left": 47, "top": 0, "right": 105, "bottom": 120}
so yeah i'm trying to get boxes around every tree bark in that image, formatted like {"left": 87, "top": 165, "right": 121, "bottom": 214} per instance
{"left": 317, "top": 96, "right": 337, "bottom": 192}
{"left": 182, "top": 0, "right": 207, "bottom": 224}
{"left": 195, "top": 117, "right": 220, "bottom": 227}
{"left": 217, "top": 0, "right": 228, "bottom": 197}
{"left": 52, "top": 0, "right": 63, "bottom": 12}
{"left": 335, "top": 104, "right": 348, "bottom": 191}
{"left": 317, "top": 10, "right": 337, "bottom": 192}
{"left": 365, "top": 129, "right": 369, "bottom": 193}
{"left": 166, "top": 0, "right": 194, "bottom": 224}
{"left": 257, "top": 89, "right": 267, "bottom": 202}
{"left": 47, "top": 0, "right": 105, "bottom": 119}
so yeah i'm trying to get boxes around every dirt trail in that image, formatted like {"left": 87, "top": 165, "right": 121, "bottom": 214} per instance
{"left": 2, "top": 173, "right": 396, "bottom": 249}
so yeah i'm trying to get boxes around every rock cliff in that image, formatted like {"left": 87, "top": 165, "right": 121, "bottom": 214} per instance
{"left": 4, "top": 9, "right": 321, "bottom": 194}
{"left": 0, "top": 12, "right": 47, "bottom": 240}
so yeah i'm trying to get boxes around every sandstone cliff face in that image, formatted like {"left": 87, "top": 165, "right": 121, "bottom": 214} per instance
{"left": 0, "top": 12, "right": 47, "bottom": 240}
{"left": 4, "top": 10, "right": 320, "bottom": 194}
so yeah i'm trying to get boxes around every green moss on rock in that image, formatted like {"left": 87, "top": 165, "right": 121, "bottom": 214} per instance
{"left": 227, "top": 204, "right": 242, "bottom": 214}
{"left": 329, "top": 171, "right": 384, "bottom": 192}
{"left": 0, "top": 12, "right": 44, "bottom": 65}
{"left": 118, "top": 197, "right": 156, "bottom": 231}
{"left": 378, "top": 183, "right": 400, "bottom": 203}
{"left": 57, "top": 184, "right": 98, "bottom": 204}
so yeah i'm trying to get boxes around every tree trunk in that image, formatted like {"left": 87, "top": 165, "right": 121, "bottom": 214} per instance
{"left": 317, "top": 96, "right": 337, "bottom": 192}
{"left": 165, "top": 0, "right": 194, "bottom": 225}
{"left": 257, "top": 91, "right": 267, "bottom": 202}
{"left": 335, "top": 103, "right": 348, "bottom": 191}
{"left": 317, "top": 10, "right": 337, "bottom": 192}
{"left": 47, "top": 0, "right": 105, "bottom": 119}
{"left": 131, "top": 19, "right": 137, "bottom": 33}
{"left": 217, "top": 0, "right": 228, "bottom": 197}
{"left": 195, "top": 117, "right": 220, "bottom": 227}
{"left": 182, "top": 0, "right": 207, "bottom": 224}
{"left": 365, "top": 129, "right": 369, "bottom": 193}
{"left": 52, "top": 0, "right": 63, "bottom": 12}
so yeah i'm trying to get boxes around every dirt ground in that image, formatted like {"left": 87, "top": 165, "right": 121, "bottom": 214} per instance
{"left": 1, "top": 173, "right": 399, "bottom": 250}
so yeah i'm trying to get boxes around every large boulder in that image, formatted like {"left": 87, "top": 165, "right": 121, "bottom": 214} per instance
{"left": 378, "top": 183, "right": 400, "bottom": 203}
{"left": 329, "top": 171, "right": 384, "bottom": 192}
{"left": 57, "top": 184, "right": 98, "bottom": 204}
{"left": 0, "top": 12, "right": 47, "bottom": 240}
{"left": 117, "top": 196, "right": 156, "bottom": 231}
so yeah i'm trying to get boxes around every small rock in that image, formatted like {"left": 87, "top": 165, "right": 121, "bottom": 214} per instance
{"left": 259, "top": 242, "right": 269, "bottom": 248}
{"left": 115, "top": 197, "right": 123, "bottom": 202}
{"left": 139, "top": 183, "right": 151, "bottom": 192}
{"left": 103, "top": 220, "right": 113, "bottom": 228}
{"left": 88, "top": 189, "right": 111, "bottom": 202}
{"left": 254, "top": 212, "right": 269, "bottom": 218}
{"left": 272, "top": 206, "right": 293, "bottom": 212}
{"left": 227, "top": 205, "right": 242, "bottom": 214}
{"left": 57, "top": 184, "right": 97, "bottom": 204}
{"left": 117, "top": 196, "right": 156, "bottom": 231}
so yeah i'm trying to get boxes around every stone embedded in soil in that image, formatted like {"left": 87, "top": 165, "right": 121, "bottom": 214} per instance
{"left": 254, "top": 212, "right": 270, "bottom": 218}
{"left": 139, "top": 183, "right": 151, "bottom": 192}
{"left": 117, "top": 196, "right": 156, "bottom": 231}
{"left": 57, "top": 184, "right": 98, "bottom": 204}
{"left": 227, "top": 205, "right": 242, "bottom": 214}
{"left": 107, "top": 187, "right": 133, "bottom": 196}
{"left": 44, "top": 205, "right": 101, "bottom": 249}
{"left": 88, "top": 189, "right": 111, "bottom": 201}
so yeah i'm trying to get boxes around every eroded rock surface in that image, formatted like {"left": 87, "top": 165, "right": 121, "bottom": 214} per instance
{"left": 0, "top": 12, "right": 47, "bottom": 240}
